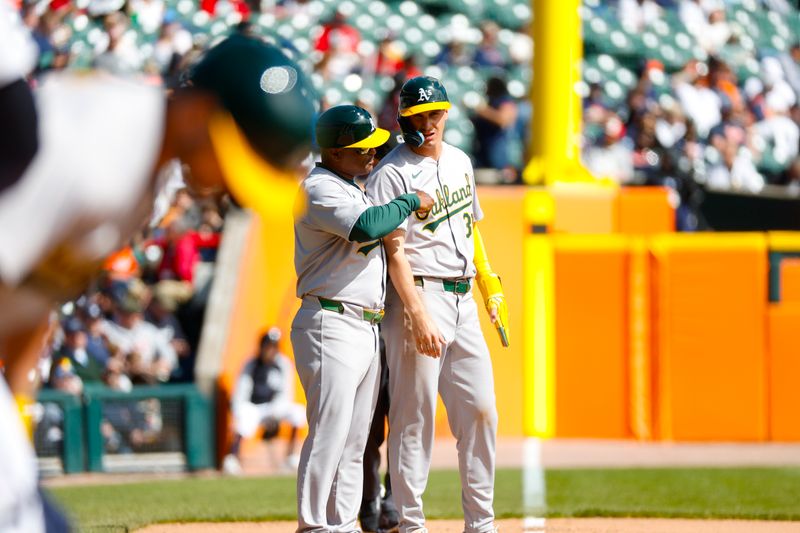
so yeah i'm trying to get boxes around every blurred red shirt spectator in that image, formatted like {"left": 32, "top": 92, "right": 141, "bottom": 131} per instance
{"left": 314, "top": 12, "right": 360, "bottom": 54}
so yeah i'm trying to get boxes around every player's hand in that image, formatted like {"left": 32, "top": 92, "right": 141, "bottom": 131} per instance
{"left": 411, "top": 312, "right": 446, "bottom": 358}
{"left": 489, "top": 305, "right": 499, "bottom": 324}
{"left": 415, "top": 191, "right": 434, "bottom": 216}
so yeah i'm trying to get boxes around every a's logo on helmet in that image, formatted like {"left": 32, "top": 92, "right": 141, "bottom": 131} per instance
{"left": 260, "top": 66, "right": 298, "bottom": 94}
{"left": 417, "top": 88, "right": 433, "bottom": 102}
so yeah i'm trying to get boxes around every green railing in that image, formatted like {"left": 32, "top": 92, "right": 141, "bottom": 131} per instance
{"left": 36, "top": 389, "right": 85, "bottom": 474}
{"left": 36, "top": 384, "right": 214, "bottom": 474}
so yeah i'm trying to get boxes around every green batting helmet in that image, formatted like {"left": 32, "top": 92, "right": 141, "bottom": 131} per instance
{"left": 187, "top": 33, "right": 316, "bottom": 219}
{"left": 316, "top": 105, "right": 390, "bottom": 149}
{"left": 398, "top": 76, "right": 451, "bottom": 117}
{"left": 189, "top": 33, "right": 316, "bottom": 170}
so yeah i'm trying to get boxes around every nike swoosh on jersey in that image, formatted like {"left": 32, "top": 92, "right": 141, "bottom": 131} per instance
{"left": 411, "top": 170, "right": 423, "bottom": 179}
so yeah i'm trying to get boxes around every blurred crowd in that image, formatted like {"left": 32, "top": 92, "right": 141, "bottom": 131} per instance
{"left": 12, "top": 0, "right": 532, "bottom": 180}
{"left": 582, "top": 0, "right": 800, "bottom": 229}
{"left": 29, "top": 185, "right": 225, "bottom": 453}
{"left": 37, "top": 187, "right": 224, "bottom": 396}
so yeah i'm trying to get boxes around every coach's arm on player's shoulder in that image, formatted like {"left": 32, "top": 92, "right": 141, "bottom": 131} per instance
{"left": 348, "top": 191, "right": 434, "bottom": 243}
{"left": 383, "top": 229, "right": 446, "bottom": 358}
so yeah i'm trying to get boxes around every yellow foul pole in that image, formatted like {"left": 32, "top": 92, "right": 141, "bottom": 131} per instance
{"left": 523, "top": 0, "right": 593, "bottom": 184}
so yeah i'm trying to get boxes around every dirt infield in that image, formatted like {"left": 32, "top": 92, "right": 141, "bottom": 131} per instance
{"left": 138, "top": 518, "right": 800, "bottom": 532}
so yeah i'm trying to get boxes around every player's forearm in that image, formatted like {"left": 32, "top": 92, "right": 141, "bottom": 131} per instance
{"left": 349, "top": 193, "right": 421, "bottom": 242}
{"left": 387, "top": 251, "right": 427, "bottom": 317}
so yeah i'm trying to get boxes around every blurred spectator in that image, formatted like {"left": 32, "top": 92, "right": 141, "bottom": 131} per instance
{"left": 101, "top": 282, "right": 177, "bottom": 383}
{"left": 761, "top": 56, "right": 797, "bottom": 115}
{"left": 708, "top": 105, "right": 747, "bottom": 156}
{"left": 314, "top": 9, "right": 360, "bottom": 79}
{"left": 680, "top": 0, "right": 730, "bottom": 55}
{"left": 618, "top": 0, "right": 662, "bottom": 33}
{"left": 128, "top": 0, "right": 165, "bottom": 35}
{"left": 151, "top": 20, "right": 194, "bottom": 76}
{"left": 49, "top": 358, "right": 84, "bottom": 396}
{"left": 367, "top": 37, "right": 407, "bottom": 78}
{"left": 674, "top": 61, "right": 722, "bottom": 138}
{"left": 584, "top": 82, "right": 610, "bottom": 126}
{"left": 93, "top": 11, "right": 144, "bottom": 76}
{"left": 655, "top": 104, "right": 687, "bottom": 149}
{"left": 754, "top": 107, "right": 800, "bottom": 172}
{"left": 82, "top": 303, "right": 113, "bottom": 366}
{"left": 145, "top": 281, "right": 194, "bottom": 381}
{"left": 434, "top": 38, "right": 472, "bottom": 68}
{"left": 52, "top": 317, "right": 105, "bottom": 384}
{"left": 707, "top": 144, "right": 764, "bottom": 192}
{"left": 583, "top": 115, "right": 634, "bottom": 184}
{"left": 223, "top": 328, "right": 306, "bottom": 475}
{"left": 103, "top": 246, "right": 141, "bottom": 282}
{"left": 784, "top": 157, "right": 800, "bottom": 192}
{"left": 778, "top": 43, "right": 800, "bottom": 100}
{"left": 151, "top": 217, "right": 220, "bottom": 284}
{"left": 471, "top": 76, "right": 519, "bottom": 175}
{"left": 709, "top": 58, "right": 743, "bottom": 111}
{"left": 473, "top": 22, "right": 506, "bottom": 69}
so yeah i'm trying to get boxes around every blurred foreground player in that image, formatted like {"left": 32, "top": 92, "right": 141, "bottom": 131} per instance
{"left": 223, "top": 327, "right": 306, "bottom": 475}
{"left": 0, "top": 28, "right": 315, "bottom": 533}
{"left": 0, "top": 5, "right": 68, "bottom": 531}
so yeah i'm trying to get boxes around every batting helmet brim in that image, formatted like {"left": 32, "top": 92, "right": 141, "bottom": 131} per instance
{"left": 344, "top": 126, "right": 390, "bottom": 149}
{"left": 207, "top": 110, "right": 305, "bottom": 219}
{"left": 399, "top": 101, "right": 451, "bottom": 117}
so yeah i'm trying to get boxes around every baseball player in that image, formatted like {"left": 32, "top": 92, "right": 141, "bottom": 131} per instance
{"left": 224, "top": 327, "right": 306, "bottom": 474}
{"left": 0, "top": 30, "right": 315, "bottom": 533}
{"left": 292, "top": 104, "right": 434, "bottom": 533}
{"left": 365, "top": 76, "right": 509, "bottom": 533}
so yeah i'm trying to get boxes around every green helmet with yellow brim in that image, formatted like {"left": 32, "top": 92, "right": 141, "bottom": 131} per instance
{"left": 397, "top": 76, "right": 450, "bottom": 146}
{"left": 316, "top": 105, "right": 390, "bottom": 150}
{"left": 398, "top": 76, "right": 451, "bottom": 117}
{"left": 188, "top": 34, "right": 316, "bottom": 218}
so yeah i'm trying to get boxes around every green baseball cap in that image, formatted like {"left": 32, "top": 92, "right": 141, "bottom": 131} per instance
{"left": 398, "top": 76, "right": 451, "bottom": 117}
{"left": 316, "top": 105, "right": 390, "bottom": 149}
{"left": 188, "top": 34, "right": 316, "bottom": 217}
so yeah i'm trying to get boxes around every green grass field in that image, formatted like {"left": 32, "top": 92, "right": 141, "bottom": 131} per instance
{"left": 51, "top": 467, "right": 800, "bottom": 531}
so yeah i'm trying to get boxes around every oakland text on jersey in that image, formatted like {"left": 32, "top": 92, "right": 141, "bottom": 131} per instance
{"left": 415, "top": 173, "right": 473, "bottom": 233}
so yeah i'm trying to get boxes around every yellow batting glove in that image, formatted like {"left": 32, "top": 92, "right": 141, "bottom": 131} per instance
{"left": 476, "top": 272, "right": 510, "bottom": 347}
{"left": 474, "top": 225, "right": 510, "bottom": 347}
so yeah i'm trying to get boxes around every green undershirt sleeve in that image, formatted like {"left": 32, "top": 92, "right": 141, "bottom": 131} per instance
{"left": 348, "top": 193, "right": 421, "bottom": 243}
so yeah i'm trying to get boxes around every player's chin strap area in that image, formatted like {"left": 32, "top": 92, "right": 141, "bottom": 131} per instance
{"left": 474, "top": 225, "right": 510, "bottom": 347}
{"left": 398, "top": 116, "right": 424, "bottom": 147}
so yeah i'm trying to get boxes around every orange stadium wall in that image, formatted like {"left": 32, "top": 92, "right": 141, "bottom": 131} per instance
{"left": 649, "top": 234, "right": 768, "bottom": 441}
{"left": 216, "top": 212, "right": 303, "bottom": 458}
{"left": 551, "top": 236, "right": 631, "bottom": 439}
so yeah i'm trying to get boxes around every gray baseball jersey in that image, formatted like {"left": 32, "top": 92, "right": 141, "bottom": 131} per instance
{"left": 292, "top": 164, "right": 382, "bottom": 532}
{"left": 366, "top": 142, "right": 498, "bottom": 533}
{"left": 294, "top": 164, "right": 385, "bottom": 309}
{"left": 365, "top": 142, "right": 483, "bottom": 278}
